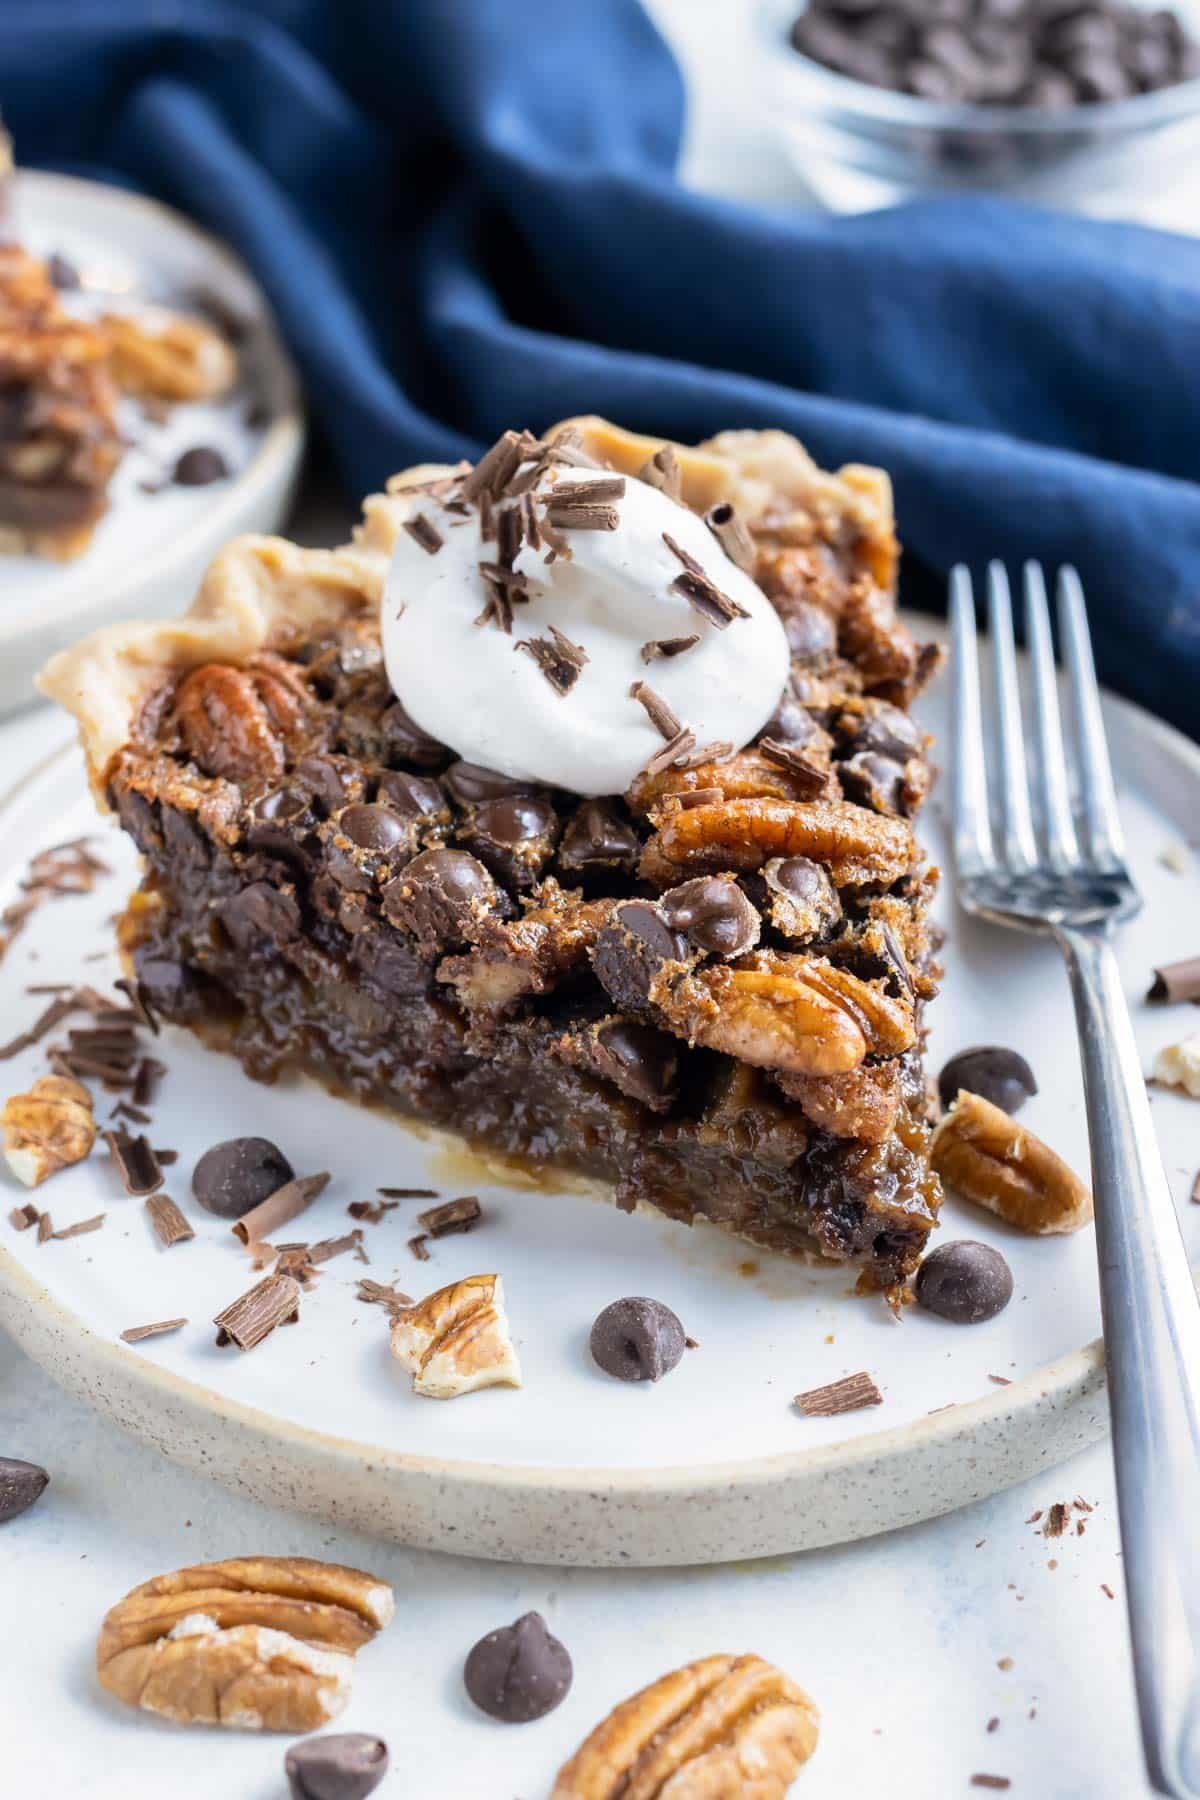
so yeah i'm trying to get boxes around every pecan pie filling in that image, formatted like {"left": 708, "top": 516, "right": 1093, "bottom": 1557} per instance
{"left": 44, "top": 417, "right": 944, "bottom": 1290}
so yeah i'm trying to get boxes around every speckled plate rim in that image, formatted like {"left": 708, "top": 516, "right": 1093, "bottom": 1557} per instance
{"left": 0, "top": 672, "right": 1195, "bottom": 1567}
{"left": 0, "top": 170, "right": 305, "bottom": 651}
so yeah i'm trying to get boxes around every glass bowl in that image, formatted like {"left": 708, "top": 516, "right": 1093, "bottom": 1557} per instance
{"left": 759, "top": 0, "right": 1200, "bottom": 215}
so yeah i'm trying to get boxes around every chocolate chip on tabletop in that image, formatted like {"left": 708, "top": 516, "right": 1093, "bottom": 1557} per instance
{"left": 285, "top": 1733, "right": 389, "bottom": 1800}
{"left": 464, "top": 1612, "right": 573, "bottom": 1722}
{"left": 192, "top": 1135, "right": 295, "bottom": 1219}
{"left": 915, "top": 1240, "right": 1014, "bottom": 1324}
{"left": 171, "top": 445, "right": 230, "bottom": 486}
{"left": 938, "top": 1045, "right": 1037, "bottom": 1115}
{"left": 590, "top": 1296, "right": 688, "bottom": 1382}
{"left": 0, "top": 1456, "right": 49, "bottom": 1523}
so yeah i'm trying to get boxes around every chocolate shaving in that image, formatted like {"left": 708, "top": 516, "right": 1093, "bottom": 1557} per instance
{"left": 104, "top": 1128, "right": 164, "bottom": 1196}
{"left": 545, "top": 500, "right": 619, "bottom": 532}
{"left": 794, "top": 1371, "right": 883, "bottom": 1416}
{"left": 640, "top": 634, "right": 700, "bottom": 663}
{"left": 970, "top": 1779, "right": 1011, "bottom": 1792}
{"left": 348, "top": 1198, "right": 399, "bottom": 1224}
{"left": 639, "top": 727, "right": 698, "bottom": 780}
{"left": 403, "top": 512, "right": 444, "bottom": 556}
{"left": 705, "top": 501, "right": 756, "bottom": 572}
{"left": 663, "top": 532, "right": 750, "bottom": 629}
{"left": 1101, "top": 1582, "right": 1115, "bottom": 1599}
{"left": 114, "top": 975, "right": 160, "bottom": 1035}
{"left": 758, "top": 737, "right": 829, "bottom": 794}
{"left": 121, "top": 1317, "right": 188, "bottom": 1344}
{"left": 519, "top": 491, "right": 542, "bottom": 550}
{"left": 51, "top": 1213, "right": 106, "bottom": 1240}
{"left": 214, "top": 1273, "right": 300, "bottom": 1350}
{"left": 987, "top": 1373, "right": 1012, "bottom": 1387}
{"left": 478, "top": 489, "right": 496, "bottom": 542}
{"left": 407, "top": 1234, "right": 431, "bottom": 1261}
{"left": 459, "top": 430, "right": 526, "bottom": 502}
{"left": 356, "top": 1277, "right": 412, "bottom": 1315}
{"left": 36, "top": 1211, "right": 54, "bottom": 1244}
{"left": 145, "top": 1193, "right": 194, "bottom": 1248}
{"left": 377, "top": 1186, "right": 438, "bottom": 1199}
{"left": 545, "top": 426, "right": 602, "bottom": 469}
{"left": 548, "top": 476, "right": 626, "bottom": 506}
{"left": 155, "top": 1148, "right": 179, "bottom": 1166}
{"left": 1043, "top": 1501, "right": 1069, "bottom": 1538}
{"left": 1147, "top": 956, "right": 1200, "bottom": 1004}
{"left": 231, "top": 1171, "right": 330, "bottom": 1246}
{"left": 516, "top": 625, "right": 589, "bottom": 696}
{"left": 639, "top": 444, "right": 682, "bottom": 501}
{"left": 0, "top": 993, "right": 79, "bottom": 1060}
{"left": 629, "top": 680, "right": 682, "bottom": 740}
{"left": 417, "top": 1195, "right": 481, "bottom": 1237}
{"left": 1, "top": 840, "right": 111, "bottom": 964}
{"left": 307, "top": 1231, "right": 363, "bottom": 1266}
{"left": 111, "top": 1100, "right": 152, "bottom": 1126}
{"left": 670, "top": 739, "right": 733, "bottom": 771}
{"left": 9, "top": 1204, "right": 40, "bottom": 1231}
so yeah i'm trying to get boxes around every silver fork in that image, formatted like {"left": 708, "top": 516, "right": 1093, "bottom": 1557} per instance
{"left": 951, "top": 562, "right": 1200, "bottom": 1799}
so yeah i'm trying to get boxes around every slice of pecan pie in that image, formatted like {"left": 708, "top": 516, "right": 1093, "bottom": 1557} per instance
{"left": 40, "top": 417, "right": 943, "bottom": 1292}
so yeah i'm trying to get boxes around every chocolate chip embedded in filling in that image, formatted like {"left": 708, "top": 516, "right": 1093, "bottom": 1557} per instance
{"left": 839, "top": 750, "right": 908, "bottom": 816}
{"left": 294, "top": 752, "right": 368, "bottom": 813}
{"left": 376, "top": 768, "right": 449, "bottom": 826}
{"left": 760, "top": 689, "right": 821, "bottom": 747}
{"left": 591, "top": 899, "right": 690, "bottom": 1012}
{"left": 382, "top": 847, "right": 500, "bottom": 949}
{"left": 554, "top": 1016, "right": 679, "bottom": 1112}
{"left": 558, "top": 797, "right": 640, "bottom": 876}
{"left": 218, "top": 880, "right": 301, "bottom": 952}
{"left": 379, "top": 698, "right": 447, "bottom": 768}
{"left": 836, "top": 699, "right": 923, "bottom": 763}
{"left": 338, "top": 802, "right": 412, "bottom": 854}
{"left": 660, "top": 876, "right": 761, "bottom": 958}
{"left": 759, "top": 856, "right": 842, "bottom": 943}
{"left": 462, "top": 793, "right": 560, "bottom": 889}
{"left": 443, "top": 760, "right": 532, "bottom": 805}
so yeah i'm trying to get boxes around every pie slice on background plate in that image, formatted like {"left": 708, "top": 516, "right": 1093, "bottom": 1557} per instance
{"left": 39, "top": 416, "right": 943, "bottom": 1297}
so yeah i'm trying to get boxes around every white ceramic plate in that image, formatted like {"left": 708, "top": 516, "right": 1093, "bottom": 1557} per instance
{"left": 0, "top": 634, "right": 1197, "bottom": 1567}
{"left": 0, "top": 171, "right": 304, "bottom": 716}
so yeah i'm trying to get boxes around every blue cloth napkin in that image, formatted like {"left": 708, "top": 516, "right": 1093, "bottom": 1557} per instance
{"left": 3, "top": 1, "right": 1198, "bottom": 736}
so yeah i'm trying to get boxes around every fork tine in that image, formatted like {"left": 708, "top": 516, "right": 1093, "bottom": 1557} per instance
{"left": 987, "top": 561, "right": 1038, "bottom": 873}
{"left": 1023, "top": 561, "right": 1080, "bottom": 872}
{"left": 1057, "top": 566, "right": 1127, "bottom": 869}
{"left": 949, "top": 566, "right": 995, "bottom": 878}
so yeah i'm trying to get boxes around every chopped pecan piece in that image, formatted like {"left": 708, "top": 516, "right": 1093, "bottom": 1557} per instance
{"left": 389, "top": 1273, "right": 521, "bottom": 1399}
{"left": 551, "top": 1652, "right": 819, "bottom": 1799}
{"left": 931, "top": 1091, "right": 1093, "bottom": 1234}
{"left": 839, "top": 577, "right": 940, "bottom": 707}
{"left": 775, "top": 1059, "right": 902, "bottom": 1142}
{"left": 171, "top": 655, "right": 322, "bottom": 785}
{"left": 95, "top": 1556, "right": 394, "bottom": 1732}
{"left": 3, "top": 1073, "right": 95, "bottom": 1187}
{"left": 640, "top": 796, "right": 915, "bottom": 890}
{"left": 438, "top": 885, "right": 612, "bottom": 1012}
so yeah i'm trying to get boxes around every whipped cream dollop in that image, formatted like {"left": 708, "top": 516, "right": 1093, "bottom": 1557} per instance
{"left": 381, "top": 458, "right": 790, "bottom": 797}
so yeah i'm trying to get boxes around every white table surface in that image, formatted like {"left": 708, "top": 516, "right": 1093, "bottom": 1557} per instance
{"left": 0, "top": 4, "right": 1177, "bottom": 1792}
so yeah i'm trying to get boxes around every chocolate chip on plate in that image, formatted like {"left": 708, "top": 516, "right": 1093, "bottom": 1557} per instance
{"left": 590, "top": 1296, "right": 687, "bottom": 1382}
{"left": 284, "top": 1732, "right": 389, "bottom": 1800}
{"left": 463, "top": 1612, "right": 573, "bottom": 1723}
{"left": 915, "top": 1240, "right": 1014, "bottom": 1324}
{"left": 938, "top": 1046, "right": 1038, "bottom": 1115}
{"left": 192, "top": 1136, "right": 295, "bottom": 1219}
{"left": 661, "top": 876, "right": 761, "bottom": 958}
{"left": 0, "top": 1456, "right": 50, "bottom": 1523}
{"left": 172, "top": 446, "right": 230, "bottom": 487}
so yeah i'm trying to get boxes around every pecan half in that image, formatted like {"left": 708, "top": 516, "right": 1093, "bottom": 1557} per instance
{"left": 101, "top": 310, "right": 237, "bottom": 402}
{"left": 552, "top": 1652, "right": 819, "bottom": 1799}
{"left": 389, "top": 1274, "right": 521, "bottom": 1399}
{"left": 931, "top": 1090, "right": 1093, "bottom": 1234}
{"left": 640, "top": 797, "right": 914, "bottom": 890}
{"left": 652, "top": 950, "right": 914, "bottom": 1077}
{"left": 95, "top": 1557, "right": 394, "bottom": 1732}
{"left": 172, "top": 655, "right": 321, "bottom": 785}
{"left": 3, "top": 1073, "right": 95, "bottom": 1187}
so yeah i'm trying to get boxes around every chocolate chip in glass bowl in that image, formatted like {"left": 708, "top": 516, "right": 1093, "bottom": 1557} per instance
{"left": 558, "top": 797, "right": 640, "bottom": 876}
{"left": 590, "top": 1296, "right": 687, "bottom": 1382}
{"left": 172, "top": 445, "right": 230, "bottom": 486}
{"left": 661, "top": 876, "right": 761, "bottom": 958}
{"left": 914, "top": 1240, "right": 1014, "bottom": 1324}
{"left": 591, "top": 899, "right": 689, "bottom": 1012}
{"left": 463, "top": 1612, "right": 573, "bottom": 1723}
{"left": 938, "top": 1046, "right": 1038, "bottom": 1115}
{"left": 382, "top": 847, "right": 499, "bottom": 949}
{"left": 284, "top": 1732, "right": 389, "bottom": 1800}
{"left": 192, "top": 1136, "right": 294, "bottom": 1219}
{"left": 0, "top": 1456, "right": 50, "bottom": 1523}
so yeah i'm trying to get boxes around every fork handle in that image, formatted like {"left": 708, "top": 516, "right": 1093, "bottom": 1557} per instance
{"left": 1058, "top": 925, "right": 1200, "bottom": 1798}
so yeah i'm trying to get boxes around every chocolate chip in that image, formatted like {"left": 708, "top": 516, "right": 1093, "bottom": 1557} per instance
{"left": 376, "top": 769, "right": 446, "bottom": 821}
{"left": 47, "top": 252, "right": 80, "bottom": 290}
{"left": 463, "top": 1611, "right": 572, "bottom": 1723}
{"left": 915, "top": 1240, "right": 1014, "bottom": 1324}
{"left": 284, "top": 1732, "right": 389, "bottom": 1800}
{"left": 590, "top": 1296, "right": 687, "bottom": 1382}
{"left": 465, "top": 794, "right": 558, "bottom": 888}
{"left": 938, "top": 1046, "right": 1038, "bottom": 1115}
{"left": 589, "top": 1019, "right": 679, "bottom": 1111}
{"left": 382, "top": 848, "right": 498, "bottom": 948}
{"left": 444, "top": 760, "right": 533, "bottom": 805}
{"left": 839, "top": 751, "right": 907, "bottom": 815}
{"left": 295, "top": 753, "right": 367, "bottom": 813}
{"left": 337, "top": 803, "right": 410, "bottom": 854}
{"left": 377, "top": 700, "right": 444, "bottom": 769}
{"left": 558, "top": 797, "right": 640, "bottom": 875}
{"left": 591, "top": 899, "right": 689, "bottom": 1012}
{"left": 761, "top": 691, "right": 819, "bottom": 747}
{"left": 760, "top": 856, "right": 842, "bottom": 942}
{"left": 192, "top": 1136, "right": 295, "bottom": 1219}
{"left": 781, "top": 600, "right": 838, "bottom": 663}
{"left": 172, "top": 446, "right": 230, "bottom": 486}
{"left": 661, "top": 876, "right": 761, "bottom": 958}
{"left": 0, "top": 1457, "right": 49, "bottom": 1523}
{"left": 219, "top": 880, "right": 300, "bottom": 950}
{"left": 133, "top": 953, "right": 198, "bottom": 1016}
{"left": 839, "top": 701, "right": 923, "bottom": 763}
